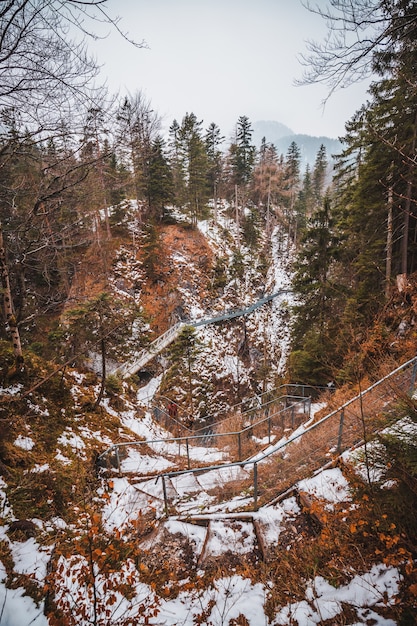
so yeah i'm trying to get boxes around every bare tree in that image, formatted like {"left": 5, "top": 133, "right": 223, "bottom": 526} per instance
{"left": 299, "top": 1, "right": 417, "bottom": 96}
{"left": 0, "top": 1, "right": 145, "bottom": 372}
{"left": 116, "top": 91, "right": 162, "bottom": 226}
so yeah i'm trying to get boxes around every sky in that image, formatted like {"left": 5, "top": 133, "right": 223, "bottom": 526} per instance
{"left": 90, "top": 0, "right": 372, "bottom": 140}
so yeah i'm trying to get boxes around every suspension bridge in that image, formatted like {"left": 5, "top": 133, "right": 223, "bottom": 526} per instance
{"left": 112, "top": 289, "right": 290, "bottom": 379}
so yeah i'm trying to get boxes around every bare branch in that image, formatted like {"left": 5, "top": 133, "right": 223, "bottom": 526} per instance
{"left": 298, "top": 0, "right": 417, "bottom": 100}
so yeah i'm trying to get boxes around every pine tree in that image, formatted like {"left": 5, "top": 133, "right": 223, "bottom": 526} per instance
{"left": 293, "top": 166, "right": 314, "bottom": 241}
{"left": 205, "top": 122, "right": 225, "bottom": 214}
{"left": 234, "top": 116, "right": 256, "bottom": 186}
{"left": 141, "top": 221, "right": 162, "bottom": 282}
{"left": 177, "top": 113, "right": 209, "bottom": 226}
{"left": 284, "top": 141, "right": 301, "bottom": 241}
{"left": 312, "top": 144, "right": 328, "bottom": 203}
{"left": 368, "top": 6, "right": 417, "bottom": 278}
{"left": 146, "top": 136, "right": 174, "bottom": 222}
{"left": 290, "top": 194, "right": 341, "bottom": 384}
{"left": 166, "top": 325, "right": 203, "bottom": 418}
{"left": 168, "top": 119, "right": 186, "bottom": 210}
{"left": 62, "top": 292, "right": 140, "bottom": 409}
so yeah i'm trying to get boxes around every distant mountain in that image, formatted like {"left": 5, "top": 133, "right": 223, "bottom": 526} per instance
{"left": 253, "top": 121, "right": 342, "bottom": 169}
{"left": 252, "top": 120, "right": 294, "bottom": 144}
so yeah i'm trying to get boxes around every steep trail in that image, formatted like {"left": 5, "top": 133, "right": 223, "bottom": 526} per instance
{"left": 96, "top": 355, "right": 417, "bottom": 576}
{"left": 112, "top": 289, "right": 291, "bottom": 378}
{"left": 102, "top": 355, "right": 417, "bottom": 528}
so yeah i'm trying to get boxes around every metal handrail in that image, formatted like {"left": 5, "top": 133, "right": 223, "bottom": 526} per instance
{"left": 98, "top": 396, "right": 310, "bottom": 466}
{"left": 154, "top": 354, "right": 417, "bottom": 513}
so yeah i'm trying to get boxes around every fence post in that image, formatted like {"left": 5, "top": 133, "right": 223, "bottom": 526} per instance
{"left": 186, "top": 438, "right": 190, "bottom": 469}
{"left": 115, "top": 446, "right": 121, "bottom": 476}
{"left": 161, "top": 475, "right": 169, "bottom": 517}
{"left": 238, "top": 432, "right": 242, "bottom": 462}
{"left": 409, "top": 361, "right": 417, "bottom": 395}
{"left": 253, "top": 463, "right": 258, "bottom": 510}
{"left": 337, "top": 408, "right": 345, "bottom": 454}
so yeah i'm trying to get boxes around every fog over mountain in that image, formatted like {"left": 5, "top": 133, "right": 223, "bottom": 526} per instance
{"left": 253, "top": 120, "right": 342, "bottom": 168}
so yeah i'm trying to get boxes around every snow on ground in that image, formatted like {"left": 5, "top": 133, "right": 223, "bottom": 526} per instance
{"left": 146, "top": 438, "right": 227, "bottom": 464}
{"left": 13, "top": 435, "right": 35, "bottom": 450}
{"left": 121, "top": 407, "right": 176, "bottom": 441}
{"left": 163, "top": 519, "right": 207, "bottom": 554}
{"left": 120, "top": 449, "right": 174, "bottom": 474}
{"left": 57, "top": 427, "right": 86, "bottom": 457}
{"left": 10, "top": 538, "right": 51, "bottom": 583}
{"left": 207, "top": 520, "right": 256, "bottom": 556}
{"left": 297, "top": 467, "right": 351, "bottom": 506}
{"left": 343, "top": 415, "right": 417, "bottom": 484}
{"left": 142, "top": 564, "right": 400, "bottom": 625}
{"left": 273, "top": 564, "right": 400, "bottom": 626}
{"left": 0, "top": 482, "right": 50, "bottom": 625}
{"left": 0, "top": 478, "right": 11, "bottom": 520}
{"left": 101, "top": 476, "right": 161, "bottom": 532}
{"left": 153, "top": 575, "right": 267, "bottom": 626}
{"left": 0, "top": 561, "right": 48, "bottom": 626}
{"left": 0, "top": 383, "right": 23, "bottom": 397}
{"left": 113, "top": 430, "right": 227, "bottom": 474}
{"left": 54, "top": 554, "right": 157, "bottom": 625}
{"left": 137, "top": 373, "right": 163, "bottom": 405}
{"left": 253, "top": 497, "right": 298, "bottom": 544}
{"left": 197, "top": 464, "right": 249, "bottom": 491}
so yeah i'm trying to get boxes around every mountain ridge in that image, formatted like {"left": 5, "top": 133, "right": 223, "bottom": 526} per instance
{"left": 253, "top": 120, "right": 342, "bottom": 166}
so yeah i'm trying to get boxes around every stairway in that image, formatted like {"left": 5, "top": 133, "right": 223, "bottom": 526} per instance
{"left": 136, "top": 483, "right": 330, "bottom": 568}
{"left": 112, "top": 322, "right": 186, "bottom": 378}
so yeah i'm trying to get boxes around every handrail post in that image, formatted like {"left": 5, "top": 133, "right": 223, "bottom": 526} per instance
{"left": 291, "top": 404, "right": 295, "bottom": 429}
{"left": 409, "top": 361, "right": 417, "bottom": 395}
{"left": 238, "top": 432, "right": 242, "bottom": 462}
{"left": 268, "top": 415, "right": 271, "bottom": 444}
{"left": 337, "top": 408, "right": 345, "bottom": 454}
{"left": 161, "top": 475, "right": 169, "bottom": 517}
{"left": 253, "top": 463, "right": 258, "bottom": 510}
{"left": 115, "top": 446, "right": 121, "bottom": 476}
{"left": 186, "top": 438, "right": 190, "bottom": 469}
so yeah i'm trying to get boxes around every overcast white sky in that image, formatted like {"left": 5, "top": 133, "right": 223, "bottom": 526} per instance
{"left": 92, "top": 0, "right": 371, "bottom": 140}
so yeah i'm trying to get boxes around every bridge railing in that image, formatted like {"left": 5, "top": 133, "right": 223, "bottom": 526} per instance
{"left": 113, "top": 322, "right": 186, "bottom": 378}
{"left": 113, "top": 290, "right": 290, "bottom": 378}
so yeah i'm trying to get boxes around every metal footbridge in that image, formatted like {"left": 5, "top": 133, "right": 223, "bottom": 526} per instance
{"left": 113, "top": 289, "right": 290, "bottom": 379}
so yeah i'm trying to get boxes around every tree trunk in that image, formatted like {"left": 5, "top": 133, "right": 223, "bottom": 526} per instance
{"left": 235, "top": 184, "right": 240, "bottom": 248}
{"left": 93, "top": 336, "right": 106, "bottom": 411}
{"left": 400, "top": 110, "right": 417, "bottom": 276}
{"left": 0, "top": 219, "right": 24, "bottom": 372}
{"left": 385, "top": 164, "right": 394, "bottom": 299}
